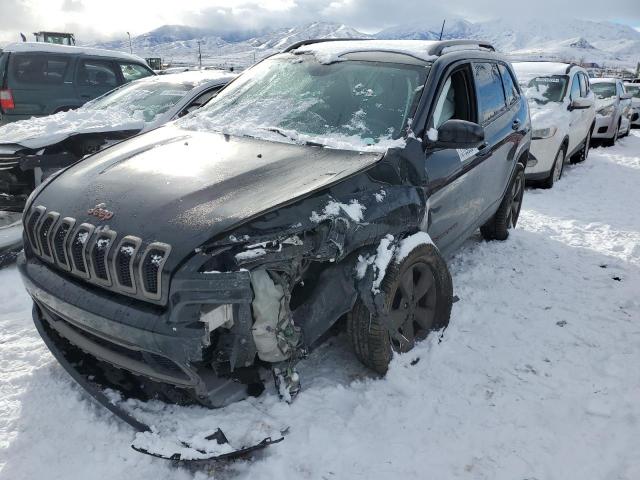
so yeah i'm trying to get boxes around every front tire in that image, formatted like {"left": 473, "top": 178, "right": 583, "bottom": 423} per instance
{"left": 604, "top": 121, "right": 619, "bottom": 147}
{"left": 480, "top": 164, "right": 525, "bottom": 241}
{"left": 542, "top": 146, "right": 565, "bottom": 189}
{"left": 348, "top": 243, "right": 453, "bottom": 374}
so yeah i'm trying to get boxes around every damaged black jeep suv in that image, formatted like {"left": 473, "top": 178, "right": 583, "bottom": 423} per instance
{"left": 18, "top": 39, "right": 530, "bottom": 418}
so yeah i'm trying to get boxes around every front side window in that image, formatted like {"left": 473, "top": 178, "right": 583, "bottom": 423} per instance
{"left": 523, "top": 75, "right": 568, "bottom": 104}
{"left": 473, "top": 62, "right": 506, "bottom": 123}
{"left": 118, "top": 62, "right": 153, "bottom": 83}
{"left": 178, "top": 54, "right": 430, "bottom": 151}
{"left": 570, "top": 75, "right": 581, "bottom": 100}
{"left": 498, "top": 64, "right": 518, "bottom": 106}
{"left": 88, "top": 80, "right": 192, "bottom": 122}
{"left": 9, "top": 53, "right": 70, "bottom": 84}
{"left": 432, "top": 67, "right": 473, "bottom": 129}
{"left": 578, "top": 73, "right": 589, "bottom": 97}
{"left": 591, "top": 83, "right": 616, "bottom": 99}
{"left": 78, "top": 60, "right": 118, "bottom": 88}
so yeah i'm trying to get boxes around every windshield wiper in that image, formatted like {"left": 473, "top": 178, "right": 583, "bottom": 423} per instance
{"left": 262, "top": 127, "right": 325, "bottom": 147}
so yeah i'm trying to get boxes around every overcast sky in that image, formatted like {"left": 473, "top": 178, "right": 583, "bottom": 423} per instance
{"left": 1, "top": 0, "right": 639, "bottom": 43}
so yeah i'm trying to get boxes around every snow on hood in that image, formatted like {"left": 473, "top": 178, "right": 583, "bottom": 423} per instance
{"left": 523, "top": 86, "right": 570, "bottom": 131}
{"left": 595, "top": 97, "right": 616, "bottom": 111}
{"left": 293, "top": 40, "right": 439, "bottom": 64}
{"left": 0, "top": 108, "right": 146, "bottom": 150}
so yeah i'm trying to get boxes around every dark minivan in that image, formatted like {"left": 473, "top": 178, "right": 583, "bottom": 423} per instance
{"left": 0, "top": 42, "right": 154, "bottom": 125}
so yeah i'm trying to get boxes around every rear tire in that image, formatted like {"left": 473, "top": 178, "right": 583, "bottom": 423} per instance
{"left": 480, "top": 164, "right": 525, "bottom": 241}
{"left": 348, "top": 243, "right": 453, "bottom": 374}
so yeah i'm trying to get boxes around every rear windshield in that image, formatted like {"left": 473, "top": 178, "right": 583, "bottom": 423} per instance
{"left": 591, "top": 83, "right": 616, "bottom": 99}
{"left": 522, "top": 75, "right": 568, "bottom": 104}
{"left": 8, "top": 53, "right": 70, "bottom": 85}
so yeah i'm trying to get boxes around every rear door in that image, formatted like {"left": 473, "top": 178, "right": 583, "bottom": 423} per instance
{"left": 75, "top": 58, "right": 120, "bottom": 104}
{"left": 5, "top": 52, "right": 75, "bottom": 117}
{"left": 471, "top": 61, "right": 519, "bottom": 214}
{"left": 568, "top": 73, "right": 583, "bottom": 153}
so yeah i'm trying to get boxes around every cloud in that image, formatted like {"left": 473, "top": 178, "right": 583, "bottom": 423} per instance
{"left": 1, "top": 0, "right": 639, "bottom": 43}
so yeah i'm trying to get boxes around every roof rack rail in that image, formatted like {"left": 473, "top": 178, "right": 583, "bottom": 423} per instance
{"left": 428, "top": 40, "right": 495, "bottom": 56}
{"left": 284, "top": 38, "right": 369, "bottom": 53}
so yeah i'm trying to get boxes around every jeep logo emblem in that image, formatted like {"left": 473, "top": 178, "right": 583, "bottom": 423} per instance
{"left": 87, "top": 203, "right": 114, "bottom": 221}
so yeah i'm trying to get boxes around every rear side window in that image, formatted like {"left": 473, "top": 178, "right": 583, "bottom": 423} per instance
{"left": 78, "top": 60, "right": 118, "bottom": 88}
{"left": 473, "top": 62, "right": 506, "bottom": 124}
{"left": 498, "top": 64, "right": 518, "bottom": 106}
{"left": 9, "top": 53, "right": 70, "bottom": 84}
{"left": 118, "top": 62, "right": 152, "bottom": 82}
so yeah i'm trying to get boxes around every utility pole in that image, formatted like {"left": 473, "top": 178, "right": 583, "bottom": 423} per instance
{"left": 127, "top": 32, "right": 132, "bottom": 54}
{"left": 439, "top": 19, "right": 446, "bottom": 41}
{"left": 197, "top": 40, "right": 202, "bottom": 69}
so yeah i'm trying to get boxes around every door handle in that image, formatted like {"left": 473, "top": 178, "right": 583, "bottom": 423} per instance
{"left": 476, "top": 142, "right": 490, "bottom": 156}
{"left": 512, "top": 119, "right": 521, "bottom": 130}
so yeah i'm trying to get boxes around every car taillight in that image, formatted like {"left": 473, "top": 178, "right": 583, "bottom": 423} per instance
{"left": 0, "top": 89, "right": 15, "bottom": 110}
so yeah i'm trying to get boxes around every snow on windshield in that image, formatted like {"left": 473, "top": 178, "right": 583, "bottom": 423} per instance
{"left": 522, "top": 76, "right": 568, "bottom": 105}
{"left": 88, "top": 81, "right": 193, "bottom": 122}
{"left": 591, "top": 82, "right": 616, "bottom": 100}
{"left": 177, "top": 54, "right": 428, "bottom": 152}
{"left": 0, "top": 80, "right": 193, "bottom": 148}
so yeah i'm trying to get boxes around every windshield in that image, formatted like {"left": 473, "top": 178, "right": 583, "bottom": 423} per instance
{"left": 178, "top": 54, "right": 429, "bottom": 151}
{"left": 522, "top": 76, "right": 568, "bottom": 104}
{"left": 591, "top": 83, "right": 616, "bottom": 99}
{"left": 88, "top": 81, "right": 193, "bottom": 122}
{"left": 625, "top": 85, "right": 640, "bottom": 98}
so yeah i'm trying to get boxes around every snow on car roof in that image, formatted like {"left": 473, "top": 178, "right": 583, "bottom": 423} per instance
{"left": 292, "top": 40, "right": 440, "bottom": 64}
{"left": 511, "top": 61, "right": 572, "bottom": 81}
{"left": 147, "top": 70, "right": 237, "bottom": 87}
{"left": 3, "top": 42, "right": 145, "bottom": 64}
{"left": 590, "top": 77, "right": 617, "bottom": 84}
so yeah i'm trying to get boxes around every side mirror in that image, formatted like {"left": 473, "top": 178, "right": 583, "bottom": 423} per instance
{"left": 620, "top": 93, "right": 632, "bottom": 100}
{"left": 569, "top": 97, "right": 593, "bottom": 110}
{"left": 430, "top": 119, "right": 485, "bottom": 149}
{"left": 632, "top": 112, "right": 639, "bottom": 122}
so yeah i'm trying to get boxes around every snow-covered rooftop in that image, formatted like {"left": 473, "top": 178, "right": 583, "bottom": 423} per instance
{"left": 511, "top": 61, "right": 572, "bottom": 80}
{"left": 2, "top": 42, "right": 145, "bottom": 64}
{"left": 142, "top": 69, "right": 236, "bottom": 87}
{"left": 590, "top": 77, "right": 617, "bottom": 84}
{"left": 292, "top": 40, "right": 441, "bottom": 64}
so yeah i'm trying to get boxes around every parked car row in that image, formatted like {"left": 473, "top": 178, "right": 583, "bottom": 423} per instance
{"left": 512, "top": 62, "right": 638, "bottom": 189}
{"left": 0, "top": 38, "right": 634, "bottom": 459}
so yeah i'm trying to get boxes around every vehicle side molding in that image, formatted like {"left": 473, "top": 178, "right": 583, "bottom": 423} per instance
{"left": 431, "top": 119, "right": 485, "bottom": 149}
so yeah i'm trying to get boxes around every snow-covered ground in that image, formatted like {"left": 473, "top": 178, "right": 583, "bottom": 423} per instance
{"left": 1, "top": 132, "right": 639, "bottom": 479}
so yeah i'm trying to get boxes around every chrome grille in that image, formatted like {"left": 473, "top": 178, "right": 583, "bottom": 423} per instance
{"left": 25, "top": 205, "right": 171, "bottom": 303}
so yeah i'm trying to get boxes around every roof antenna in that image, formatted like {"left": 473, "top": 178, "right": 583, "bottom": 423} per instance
{"left": 439, "top": 19, "right": 446, "bottom": 41}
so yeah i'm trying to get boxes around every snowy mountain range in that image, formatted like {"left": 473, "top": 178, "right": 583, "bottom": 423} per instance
{"left": 90, "top": 19, "right": 640, "bottom": 69}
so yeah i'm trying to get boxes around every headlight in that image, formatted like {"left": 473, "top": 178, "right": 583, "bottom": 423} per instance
{"left": 597, "top": 105, "right": 615, "bottom": 116}
{"left": 532, "top": 127, "right": 557, "bottom": 140}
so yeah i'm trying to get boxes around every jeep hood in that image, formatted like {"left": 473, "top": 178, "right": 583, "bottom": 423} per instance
{"left": 31, "top": 125, "right": 382, "bottom": 266}
{"left": 0, "top": 107, "right": 145, "bottom": 150}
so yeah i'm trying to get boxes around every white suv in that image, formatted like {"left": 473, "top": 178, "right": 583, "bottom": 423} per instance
{"left": 513, "top": 62, "right": 595, "bottom": 188}
{"left": 623, "top": 82, "right": 640, "bottom": 128}
{"left": 591, "top": 78, "right": 633, "bottom": 145}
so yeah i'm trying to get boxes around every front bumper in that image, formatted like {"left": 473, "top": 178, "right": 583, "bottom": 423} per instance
{"left": 593, "top": 114, "right": 616, "bottom": 139}
{"left": 19, "top": 253, "right": 260, "bottom": 412}
{"left": 525, "top": 135, "right": 562, "bottom": 179}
